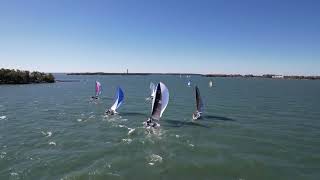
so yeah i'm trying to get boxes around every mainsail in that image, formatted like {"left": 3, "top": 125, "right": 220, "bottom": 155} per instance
{"left": 195, "top": 86, "right": 204, "bottom": 112}
{"left": 110, "top": 87, "right": 124, "bottom": 111}
{"left": 151, "top": 82, "right": 169, "bottom": 120}
{"left": 95, "top": 81, "right": 102, "bottom": 97}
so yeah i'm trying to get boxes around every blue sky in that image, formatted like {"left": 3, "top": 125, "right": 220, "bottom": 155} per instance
{"left": 0, "top": 0, "right": 319, "bottom": 75}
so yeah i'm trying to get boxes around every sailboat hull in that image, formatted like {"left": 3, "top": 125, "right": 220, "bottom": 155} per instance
{"left": 192, "top": 111, "right": 202, "bottom": 120}
{"left": 143, "top": 118, "right": 161, "bottom": 128}
{"left": 105, "top": 109, "right": 118, "bottom": 116}
{"left": 91, "top": 96, "right": 99, "bottom": 99}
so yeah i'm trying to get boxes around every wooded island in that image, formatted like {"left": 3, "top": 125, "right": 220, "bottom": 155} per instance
{"left": 0, "top": 68, "right": 55, "bottom": 84}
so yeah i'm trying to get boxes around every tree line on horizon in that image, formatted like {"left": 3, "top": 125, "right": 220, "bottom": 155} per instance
{"left": 0, "top": 68, "right": 55, "bottom": 84}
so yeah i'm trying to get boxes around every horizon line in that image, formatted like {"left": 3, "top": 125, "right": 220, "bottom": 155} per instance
{"left": 52, "top": 72, "right": 320, "bottom": 77}
{"left": 1, "top": 68, "right": 319, "bottom": 76}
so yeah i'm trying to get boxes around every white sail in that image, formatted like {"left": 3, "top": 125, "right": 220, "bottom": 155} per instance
{"left": 151, "top": 82, "right": 169, "bottom": 120}
{"left": 150, "top": 82, "right": 156, "bottom": 98}
{"left": 159, "top": 82, "right": 169, "bottom": 117}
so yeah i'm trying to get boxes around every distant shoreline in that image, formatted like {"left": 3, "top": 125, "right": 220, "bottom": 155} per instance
{"left": 67, "top": 72, "right": 202, "bottom": 76}
{"left": 67, "top": 72, "right": 320, "bottom": 80}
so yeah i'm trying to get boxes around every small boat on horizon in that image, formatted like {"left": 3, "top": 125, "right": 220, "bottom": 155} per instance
{"left": 187, "top": 80, "right": 191, "bottom": 87}
{"left": 209, "top": 80, "right": 213, "bottom": 88}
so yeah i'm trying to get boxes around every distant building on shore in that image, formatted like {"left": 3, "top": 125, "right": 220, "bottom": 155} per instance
{"left": 272, "top": 75, "right": 284, "bottom": 79}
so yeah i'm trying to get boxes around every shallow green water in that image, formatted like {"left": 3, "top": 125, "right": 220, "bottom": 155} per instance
{"left": 0, "top": 74, "right": 319, "bottom": 180}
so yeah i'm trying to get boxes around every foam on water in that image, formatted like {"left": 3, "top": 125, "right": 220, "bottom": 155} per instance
{"left": 122, "top": 138, "right": 132, "bottom": 144}
{"left": 41, "top": 131, "right": 52, "bottom": 137}
{"left": 47, "top": 132, "right": 52, "bottom": 137}
{"left": 49, "top": 141, "right": 56, "bottom": 146}
{"left": 107, "top": 172, "right": 121, "bottom": 177}
{"left": 128, "top": 128, "right": 135, "bottom": 135}
{"left": 104, "top": 162, "right": 112, "bottom": 169}
{"left": 0, "top": 152, "right": 6, "bottom": 159}
{"left": 104, "top": 116, "right": 119, "bottom": 122}
{"left": 145, "top": 127, "right": 165, "bottom": 138}
{"left": 10, "top": 172, "right": 18, "bottom": 176}
{"left": 0, "top": 116, "right": 7, "bottom": 120}
{"left": 148, "top": 154, "right": 163, "bottom": 165}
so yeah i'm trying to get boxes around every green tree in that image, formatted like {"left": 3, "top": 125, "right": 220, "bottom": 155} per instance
{"left": 0, "top": 68, "right": 55, "bottom": 84}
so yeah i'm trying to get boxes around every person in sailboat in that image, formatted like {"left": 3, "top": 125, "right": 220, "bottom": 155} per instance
{"left": 144, "top": 82, "right": 169, "bottom": 128}
{"left": 192, "top": 111, "right": 202, "bottom": 120}
{"left": 91, "top": 96, "right": 98, "bottom": 99}
{"left": 105, "top": 109, "right": 115, "bottom": 115}
{"left": 145, "top": 117, "right": 159, "bottom": 128}
{"left": 192, "top": 86, "right": 203, "bottom": 120}
{"left": 105, "top": 87, "right": 124, "bottom": 115}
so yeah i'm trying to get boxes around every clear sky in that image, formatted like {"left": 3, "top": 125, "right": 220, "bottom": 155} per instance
{"left": 0, "top": 0, "right": 319, "bottom": 75}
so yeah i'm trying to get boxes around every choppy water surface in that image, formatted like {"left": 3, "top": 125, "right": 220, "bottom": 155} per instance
{"left": 0, "top": 74, "right": 319, "bottom": 180}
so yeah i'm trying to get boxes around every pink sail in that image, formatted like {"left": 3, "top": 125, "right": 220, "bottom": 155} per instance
{"left": 95, "top": 81, "right": 102, "bottom": 97}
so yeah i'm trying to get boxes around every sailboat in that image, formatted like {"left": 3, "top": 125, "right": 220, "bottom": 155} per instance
{"left": 92, "top": 81, "right": 102, "bottom": 99}
{"left": 209, "top": 80, "right": 213, "bottom": 88}
{"left": 192, "top": 86, "right": 204, "bottom": 120}
{"left": 144, "top": 82, "right": 169, "bottom": 128}
{"left": 146, "top": 82, "right": 156, "bottom": 101}
{"left": 105, "top": 87, "right": 124, "bottom": 115}
{"left": 187, "top": 80, "right": 191, "bottom": 87}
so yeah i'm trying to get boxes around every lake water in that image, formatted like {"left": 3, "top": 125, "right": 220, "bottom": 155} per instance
{"left": 0, "top": 74, "right": 319, "bottom": 180}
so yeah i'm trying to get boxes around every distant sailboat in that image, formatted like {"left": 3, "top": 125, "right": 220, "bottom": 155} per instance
{"left": 192, "top": 86, "right": 203, "bottom": 120}
{"left": 209, "top": 80, "right": 213, "bottom": 88}
{"left": 105, "top": 87, "right": 124, "bottom": 115}
{"left": 187, "top": 80, "right": 191, "bottom": 87}
{"left": 92, "top": 81, "right": 102, "bottom": 99}
{"left": 144, "top": 82, "right": 169, "bottom": 128}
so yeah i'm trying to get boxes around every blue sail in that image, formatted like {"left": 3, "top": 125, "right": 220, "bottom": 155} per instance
{"left": 110, "top": 87, "right": 124, "bottom": 111}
